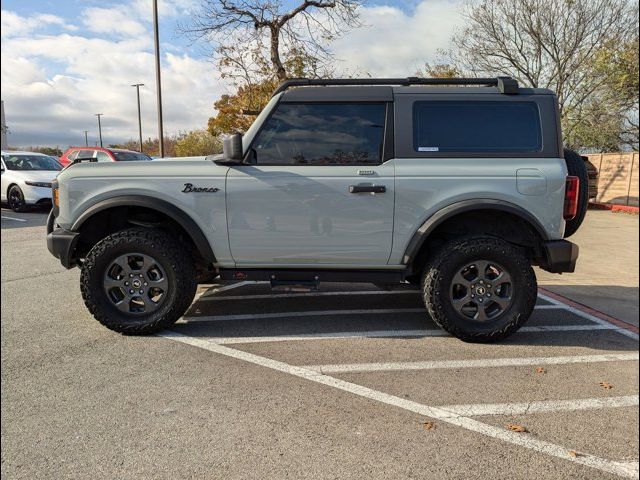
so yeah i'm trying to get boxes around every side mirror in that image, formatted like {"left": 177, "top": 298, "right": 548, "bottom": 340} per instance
{"left": 215, "top": 133, "right": 244, "bottom": 165}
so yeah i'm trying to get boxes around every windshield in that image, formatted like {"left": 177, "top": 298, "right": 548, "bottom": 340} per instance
{"left": 112, "top": 151, "right": 152, "bottom": 161}
{"left": 2, "top": 155, "right": 61, "bottom": 171}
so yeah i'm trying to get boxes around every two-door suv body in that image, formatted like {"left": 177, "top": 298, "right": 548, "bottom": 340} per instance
{"left": 47, "top": 77, "right": 586, "bottom": 342}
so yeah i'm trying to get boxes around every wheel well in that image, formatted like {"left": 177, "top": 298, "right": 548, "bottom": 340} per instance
{"left": 74, "top": 206, "right": 214, "bottom": 273}
{"left": 408, "top": 209, "right": 544, "bottom": 278}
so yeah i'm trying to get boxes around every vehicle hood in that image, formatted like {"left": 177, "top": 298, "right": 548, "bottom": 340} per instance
{"left": 9, "top": 170, "right": 59, "bottom": 183}
{"left": 57, "top": 157, "right": 228, "bottom": 183}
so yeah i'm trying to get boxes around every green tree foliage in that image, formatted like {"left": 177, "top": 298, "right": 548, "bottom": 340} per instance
{"left": 109, "top": 137, "right": 179, "bottom": 157}
{"left": 26, "top": 146, "right": 63, "bottom": 156}
{"left": 175, "top": 129, "right": 222, "bottom": 156}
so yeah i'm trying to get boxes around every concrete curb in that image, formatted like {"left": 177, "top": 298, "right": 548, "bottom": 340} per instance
{"left": 589, "top": 203, "right": 639, "bottom": 214}
{"left": 538, "top": 287, "right": 639, "bottom": 334}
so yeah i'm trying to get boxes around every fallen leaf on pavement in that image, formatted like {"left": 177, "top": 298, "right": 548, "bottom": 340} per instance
{"left": 599, "top": 382, "right": 613, "bottom": 389}
{"left": 422, "top": 421, "right": 437, "bottom": 430}
{"left": 568, "top": 450, "right": 581, "bottom": 457}
{"left": 507, "top": 424, "right": 528, "bottom": 433}
{"left": 536, "top": 367, "right": 547, "bottom": 374}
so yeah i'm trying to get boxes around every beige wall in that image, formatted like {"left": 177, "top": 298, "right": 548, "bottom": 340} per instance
{"left": 585, "top": 152, "right": 639, "bottom": 206}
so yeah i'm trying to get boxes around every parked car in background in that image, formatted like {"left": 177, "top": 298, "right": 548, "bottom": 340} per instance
{"left": 1, "top": 150, "right": 62, "bottom": 212}
{"left": 583, "top": 156, "right": 599, "bottom": 201}
{"left": 58, "top": 147, "right": 152, "bottom": 167}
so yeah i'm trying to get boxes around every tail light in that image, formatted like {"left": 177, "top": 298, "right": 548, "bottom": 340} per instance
{"left": 564, "top": 176, "right": 579, "bottom": 220}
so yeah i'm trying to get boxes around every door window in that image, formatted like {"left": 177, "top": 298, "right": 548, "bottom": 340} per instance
{"left": 252, "top": 103, "right": 387, "bottom": 166}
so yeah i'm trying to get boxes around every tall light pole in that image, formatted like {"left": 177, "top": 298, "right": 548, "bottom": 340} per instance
{"left": 83, "top": 130, "right": 89, "bottom": 146}
{"left": 94, "top": 114, "right": 103, "bottom": 147}
{"left": 131, "top": 83, "right": 144, "bottom": 152}
{"left": 152, "top": 0, "right": 164, "bottom": 157}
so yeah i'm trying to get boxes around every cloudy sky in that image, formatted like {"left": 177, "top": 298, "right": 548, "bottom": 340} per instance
{"left": 1, "top": 0, "right": 463, "bottom": 148}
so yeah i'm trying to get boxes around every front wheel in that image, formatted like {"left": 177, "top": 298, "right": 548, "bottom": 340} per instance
{"left": 80, "top": 228, "right": 197, "bottom": 334}
{"left": 421, "top": 236, "right": 537, "bottom": 342}
{"left": 8, "top": 185, "right": 27, "bottom": 212}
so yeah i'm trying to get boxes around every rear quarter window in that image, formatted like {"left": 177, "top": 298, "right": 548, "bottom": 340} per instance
{"left": 412, "top": 101, "right": 542, "bottom": 153}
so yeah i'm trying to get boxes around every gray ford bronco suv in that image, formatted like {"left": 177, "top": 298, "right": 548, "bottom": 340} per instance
{"left": 47, "top": 77, "right": 586, "bottom": 342}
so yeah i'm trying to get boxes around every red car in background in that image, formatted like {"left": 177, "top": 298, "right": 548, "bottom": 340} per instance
{"left": 59, "top": 146, "right": 151, "bottom": 167}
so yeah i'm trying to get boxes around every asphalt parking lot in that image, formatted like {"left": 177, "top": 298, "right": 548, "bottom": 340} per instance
{"left": 2, "top": 209, "right": 638, "bottom": 479}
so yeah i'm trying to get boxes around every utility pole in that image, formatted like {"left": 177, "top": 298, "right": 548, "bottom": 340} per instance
{"left": 94, "top": 114, "right": 103, "bottom": 147}
{"left": 131, "top": 83, "right": 144, "bottom": 153}
{"left": 152, "top": 0, "right": 164, "bottom": 157}
{"left": 83, "top": 130, "right": 89, "bottom": 146}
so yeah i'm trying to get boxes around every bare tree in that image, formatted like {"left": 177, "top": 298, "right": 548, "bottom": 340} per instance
{"left": 187, "top": 0, "right": 362, "bottom": 82}
{"left": 449, "top": 0, "right": 638, "bottom": 151}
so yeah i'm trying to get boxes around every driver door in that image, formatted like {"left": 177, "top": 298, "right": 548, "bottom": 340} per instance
{"left": 225, "top": 101, "right": 395, "bottom": 267}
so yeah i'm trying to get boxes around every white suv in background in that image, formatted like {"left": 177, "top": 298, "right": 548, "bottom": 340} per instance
{"left": 1, "top": 150, "right": 62, "bottom": 212}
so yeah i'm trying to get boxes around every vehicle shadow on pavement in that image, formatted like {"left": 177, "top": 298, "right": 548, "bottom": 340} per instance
{"left": 172, "top": 288, "right": 639, "bottom": 351}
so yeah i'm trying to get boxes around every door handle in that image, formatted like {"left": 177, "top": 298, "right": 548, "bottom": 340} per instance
{"left": 349, "top": 184, "right": 386, "bottom": 194}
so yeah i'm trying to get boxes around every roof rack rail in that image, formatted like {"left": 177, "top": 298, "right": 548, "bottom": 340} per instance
{"left": 272, "top": 76, "right": 519, "bottom": 97}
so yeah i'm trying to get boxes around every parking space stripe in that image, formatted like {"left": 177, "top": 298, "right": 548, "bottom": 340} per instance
{"left": 188, "top": 324, "right": 623, "bottom": 344}
{"left": 160, "top": 331, "right": 640, "bottom": 479}
{"left": 438, "top": 395, "right": 639, "bottom": 417}
{"left": 303, "top": 352, "right": 640, "bottom": 373}
{"left": 210, "top": 329, "right": 446, "bottom": 344}
{"left": 1, "top": 216, "right": 27, "bottom": 222}
{"left": 197, "top": 289, "right": 420, "bottom": 301}
{"left": 182, "top": 305, "right": 566, "bottom": 323}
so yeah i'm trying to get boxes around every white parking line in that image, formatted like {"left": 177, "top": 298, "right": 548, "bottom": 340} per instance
{"left": 183, "top": 305, "right": 565, "bottom": 323}
{"left": 438, "top": 395, "right": 639, "bottom": 417}
{"left": 197, "top": 289, "right": 420, "bottom": 301}
{"left": 186, "top": 324, "right": 622, "bottom": 344}
{"left": 1, "top": 215, "right": 26, "bottom": 222}
{"left": 210, "top": 329, "right": 446, "bottom": 344}
{"left": 304, "top": 352, "right": 640, "bottom": 373}
{"left": 159, "top": 331, "right": 640, "bottom": 479}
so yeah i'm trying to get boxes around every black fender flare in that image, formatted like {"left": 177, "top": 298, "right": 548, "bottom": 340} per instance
{"left": 71, "top": 195, "right": 216, "bottom": 263}
{"left": 401, "top": 199, "right": 549, "bottom": 265}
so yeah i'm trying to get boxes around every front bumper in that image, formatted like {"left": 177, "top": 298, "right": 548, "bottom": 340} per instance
{"left": 539, "top": 239, "right": 579, "bottom": 273}
{"left": 23, "top": 184, "right": 52, "bottom": 204}
{"left": 46, "top": 211, "right": 79, "bottom": 269}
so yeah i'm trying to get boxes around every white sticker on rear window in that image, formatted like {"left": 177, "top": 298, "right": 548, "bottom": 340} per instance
{"left": 418, "top": 146, "right": 439, "bottom": 152}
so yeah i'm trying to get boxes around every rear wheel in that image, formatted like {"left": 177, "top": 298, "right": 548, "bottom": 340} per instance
{"left": 421, "top": 236, "right": 537, "bottom": 342}
{"left": 80, "top": 228, "right": 197, "bottom": 334}
{"left": 563, "top": 149, "right": 589, "bottom": 238}
{"left": 8, "top": 185, "right": 26, "bottom": 212}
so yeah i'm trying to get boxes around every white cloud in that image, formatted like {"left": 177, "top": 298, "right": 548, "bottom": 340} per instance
{"left": 81, "top": 7, "right": 147, "bottom": 37}
{"left": 1, "top": 7, "right": 228, "bottom": 148}
{"left": 331, "top": 0, "right": 464, "bottom": 76}
{"left": 1, "top": 10, "right": 69, "bottom": 38}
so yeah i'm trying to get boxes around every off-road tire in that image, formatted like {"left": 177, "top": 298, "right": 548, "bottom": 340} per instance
{"left": 563, "top": 148, "right": 589, "bottom": 238}
{"left": 421, "top": 236, "right": 537, "bottom": 343}
{"left": 8, "top": 185, "right": 27, "bottom": 212}
{"left": 80, "top": 228, "right": 197, "bottom": 334}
